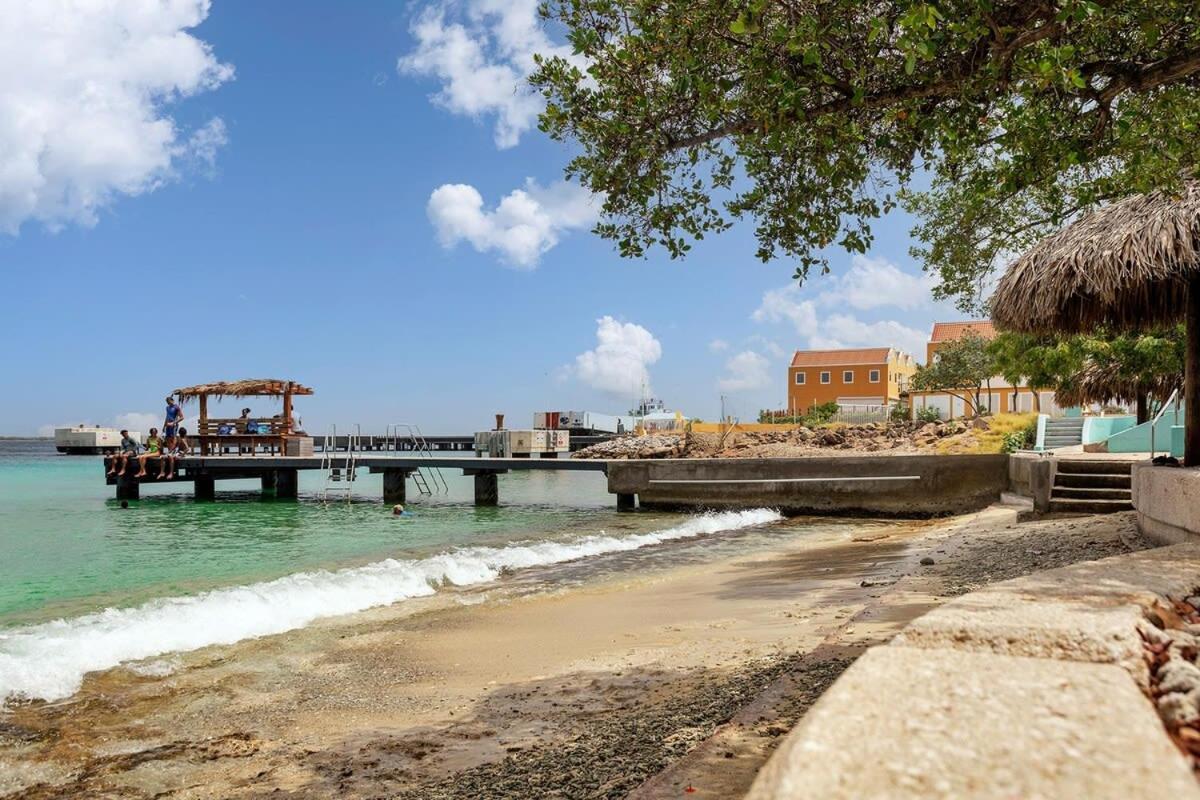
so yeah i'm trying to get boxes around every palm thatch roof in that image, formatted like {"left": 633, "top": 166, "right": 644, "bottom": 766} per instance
{"left": 991, "top": 182, "right": 1200, "bottom": 333}
{"left": 173, "top": 379, "right": 314, "bottom": 400}
{"left": 1054, "top": 361, "right": 1181, "bottom": 408}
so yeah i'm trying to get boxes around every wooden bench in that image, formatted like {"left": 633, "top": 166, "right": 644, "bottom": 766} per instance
{"left": 195, "top": 418, "right": 294, "bottom": 456}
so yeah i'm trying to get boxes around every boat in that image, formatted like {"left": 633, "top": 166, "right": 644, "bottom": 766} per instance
{"left": 54, "top": 425, "right": 135, "bottom": 455}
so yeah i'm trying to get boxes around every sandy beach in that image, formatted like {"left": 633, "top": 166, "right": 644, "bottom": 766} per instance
{"left": 0, "top": 507, "right": 1149, "bottom": 799}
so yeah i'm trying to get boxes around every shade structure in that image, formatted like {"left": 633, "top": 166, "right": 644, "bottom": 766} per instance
{"left": 991, "top": 182, "right": 1200, "bottom": 464}
{"left": 173, "top": 379, "right": 314, "bottom": 399}
{"left": 1054, "top": 361, "right": 1180, "bottom": 418}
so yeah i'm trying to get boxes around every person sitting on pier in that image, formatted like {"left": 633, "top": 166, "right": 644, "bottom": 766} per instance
{"left": 157, "top": 427, "right": 190, "bottom": 480}
{"left": 107, "top": 429, "right": 142, "bottom": 477}
{"left": 163, "top": 396, "right": 184, "bottom": 440}
{"left": 133, "top": 428, "right": 162, "bottom": 478}
{"left": 239, "top": 407, "right": 254, "bottom": 433}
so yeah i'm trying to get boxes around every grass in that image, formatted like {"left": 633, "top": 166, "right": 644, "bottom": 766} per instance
{"left": 937, "top": 412, "right": 1038, "bottom": 454}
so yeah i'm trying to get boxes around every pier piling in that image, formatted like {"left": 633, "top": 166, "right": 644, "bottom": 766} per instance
{"left": 616, "top": 493, "right": 637, "bottom": 512}
{"left": 115, "top": 470, "right": 140, "bottom": 501}
{"left": 382, "top": 469, "right": 408, "bottom": 504}
{"left": 472, "top": 471, "right": 500, "bottom": 506}
{"left": 261, "top": 472, "right": 277, "bottom": 493}
{"left": 194, "top": 475, "right": 216, "bottom": 501}
{"left": 275, "top": 469, "right": 298, "bottom": 499}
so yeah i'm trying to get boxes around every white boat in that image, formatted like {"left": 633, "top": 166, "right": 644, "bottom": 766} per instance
{"left": 54, "top": 425, "right": 136, "bottom": 455}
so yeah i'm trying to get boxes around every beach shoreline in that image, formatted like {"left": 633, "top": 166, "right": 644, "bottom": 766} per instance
{"left": 0, "top": 507, "right": 1150, "bottom": 799}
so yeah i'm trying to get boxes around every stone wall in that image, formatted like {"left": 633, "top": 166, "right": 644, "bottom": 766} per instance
{"left": 607, "top": 454, "right": 1010, "bottom": 517}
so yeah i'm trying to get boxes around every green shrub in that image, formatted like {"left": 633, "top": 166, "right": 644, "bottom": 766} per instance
{"left": 915, "top": 406, "right": 941, "bottom": 423}
{"left": 889, "top": 404, "right": 910, "bottom": 423}
{"left": 804, "top": 401, "right": 840, "bottom": 426}
{"left": 1000, "top": 418, "right": 1039, "bottom": 453}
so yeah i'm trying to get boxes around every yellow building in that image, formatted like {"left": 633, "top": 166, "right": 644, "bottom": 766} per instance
{"left": 787, "top": 347, "right": 917, "bottom": 414}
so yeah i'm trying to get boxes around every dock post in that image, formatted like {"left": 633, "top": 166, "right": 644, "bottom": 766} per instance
{"left": 383, "top": 470, "right": 407, "bottom": 505}
{"left": 617, "top": 493, "right": 637, "bottom": 512}
{"left": 194, "top": 475, "right": 216, "bottom": 501}
{"left": 116, "top": 470, "right": 140, "bottom": 501}
{"left": 275, "top": 469, "right": 299, "bottom": 499}
{"left": 261, "top": 471, "right": 277, "bottom": 493}
{"left": 473, "top": 472, "right": 499, "bottom": 506}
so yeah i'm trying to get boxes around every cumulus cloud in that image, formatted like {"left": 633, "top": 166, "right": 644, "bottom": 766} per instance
{"left": 751, "top": 285, "right": 820, "bottom": 336}
{"left": 113, "top": 411, "right": 161, "bottom": 435}
{"left": 427, "top": 178, "right": 598, "bottom": 267}
{"left": 574, "top": 316, "right": 662, "bottom": 397}
{"left": 0, "top": 0, "right": 233, "bottom": 235}
{"left": 708, "top": 338, "right": 730, "bottom": 353}
{"left": 400, "top": 0, "right": 586, "bottom": 149}
{"left": 809, "top": 315, "right": 928, "bottom": 360}
{"left": 818, "top": 255, "right": 936, "bottom": 311}
{"left": 718, "top": 351, "right": 772, "bottom": 393}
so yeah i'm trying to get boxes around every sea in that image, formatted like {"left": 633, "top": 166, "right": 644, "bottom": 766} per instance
{"left": 0, "top": 439, "right": 791, "bottom": 706}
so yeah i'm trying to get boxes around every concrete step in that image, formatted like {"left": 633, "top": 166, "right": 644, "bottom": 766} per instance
{"left": 1051, "top": 486, "right": 1133, "bottom": 500}
{"left": 1056, "top": 460, "right": 1133, "bottom": 475}
{"left": 1048, "top": 497, "right": 1134, "bottom": 514}
{"left": 1045, "top": 438, "right": 1082, "bottom": 446}
{"left": 1054, "top": 473, "right": 1131, "bottom": 489}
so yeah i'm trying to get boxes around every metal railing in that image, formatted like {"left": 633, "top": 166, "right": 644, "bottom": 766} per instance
{"left": 1149, "top": 387, "right": 1181, "bottom": 459}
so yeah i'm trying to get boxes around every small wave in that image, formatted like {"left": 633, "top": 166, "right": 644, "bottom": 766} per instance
{"left": 0, "top": 508, "right": 781, "bottom": 704}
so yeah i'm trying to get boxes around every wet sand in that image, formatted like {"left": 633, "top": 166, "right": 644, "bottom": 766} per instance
{"left": 0, "top": 509, "right": 1150, "bottom": 799}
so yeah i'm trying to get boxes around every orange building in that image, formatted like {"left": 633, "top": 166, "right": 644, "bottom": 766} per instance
{"left": 787, "top": 347, "right": 917, "bottom": 414}
{"left": 909, "top": 320, "right": 1060, "bottom": 418}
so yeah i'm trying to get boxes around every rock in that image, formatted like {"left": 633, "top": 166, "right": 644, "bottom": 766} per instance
{"left": 971, "top": 416, "right": 991, "bottom": 430}
{"left": 919, "top": 557, "right": 935, "bottom": 566}
{"left": 1158, "top": 689, "right": 1200, "bottom": 726}
{"left": 1159, "top": 660, "right": 1200, "bottom": 695}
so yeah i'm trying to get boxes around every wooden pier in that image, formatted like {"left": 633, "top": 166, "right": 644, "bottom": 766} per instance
{"left": 104, "top": 454, "right": 618, "bottom": 508}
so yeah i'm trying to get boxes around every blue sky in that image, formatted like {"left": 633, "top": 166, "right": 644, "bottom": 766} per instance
{"left": 0, "top": 0, "right": 961, "bottom": 437}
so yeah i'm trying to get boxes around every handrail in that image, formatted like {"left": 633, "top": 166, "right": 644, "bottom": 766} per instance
{"left": 1149, "top": 387, "right": 1181, "bottom": 459}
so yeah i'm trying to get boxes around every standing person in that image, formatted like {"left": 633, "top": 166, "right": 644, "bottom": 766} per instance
{"left": 134, "top": 428, "right": 162, "bottom": 478}
{"left": 107, "top": 429, "right": 142, "bottom": 476}
{"left": 158, "top": 427, "right": 190, "bottom": 480}
{"left": 163, "top": 396, "right": 184, "bottom": 440}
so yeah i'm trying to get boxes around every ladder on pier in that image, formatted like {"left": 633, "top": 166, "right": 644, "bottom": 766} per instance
{"left": 321, "top": 424, "right": 361, "bottom": 504}
{"left": 387, "top": 423, "right": 448, "bottom": 496}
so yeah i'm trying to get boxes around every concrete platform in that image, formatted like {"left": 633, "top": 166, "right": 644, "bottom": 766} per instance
{"left": 748, "top": 646, "right": 1198, "bottom": 799}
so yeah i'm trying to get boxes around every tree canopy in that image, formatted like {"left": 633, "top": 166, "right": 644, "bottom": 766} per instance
{"left": 532, "top": 1, "right": 1200, "bottom": 309}
{"left": 909, "top": 332, "right": 995, "bottom": 412}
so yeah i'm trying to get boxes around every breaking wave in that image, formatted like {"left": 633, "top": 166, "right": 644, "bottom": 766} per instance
{"left": 0, "top": 508, "right": 781, "bottom": 704}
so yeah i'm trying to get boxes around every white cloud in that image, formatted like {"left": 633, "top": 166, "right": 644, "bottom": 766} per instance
{"left": 809, "top": 315, "right": 928, "bottom": 360}
{"left": 0, "top": 0, "right": 233, "bottom": 234}
{"left": 751, "top": 284, "right": 819, "bottom": 336}
{"left": 718, "top": 351, "right": 772, "bottom": 392}
{"left": 427, "top": 178, "right": 598, "bottom": 268}
{"left": 708, "top": 338, "right": 730, "bottom": 353}
{"left": 746, "top": 335, "right": 788, "bottom": 360}
{"left": 574, "top": 316, "right": 662, "bottom": 397}
{"left": 399, "top": 0, "right": 586, "bottom": 149}
{"left": 113, "top": 411, "right": 160, "bottom": 435}
{"left": 818, "top": 255, "right": 935, "bottom": 311}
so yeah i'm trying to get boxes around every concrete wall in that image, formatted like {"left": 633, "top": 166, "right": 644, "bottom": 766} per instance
{"left": 1008, "top": 452, "right": 1053, "bottom": 511}
{"left": 607, "top": 454, "right": 1010, "bottom": 517}
{"left": 1106, "top": 406, "right": 1185, "bottom": 455}
{"left": 1132, "top": 463, "right": 1200, "bottom": 544}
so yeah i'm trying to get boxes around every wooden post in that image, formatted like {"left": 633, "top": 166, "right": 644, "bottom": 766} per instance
{"left": 199, "top": 394, "right": 209, "bottom": 455}
{"left": 194, "top": 475, "right": 216, "bottom": 501}
{"left": 383, "top": 470, "right": 407, "bottom": 504}
{"left": 1187, "top": 278, "right": 1200, "bottom": 466}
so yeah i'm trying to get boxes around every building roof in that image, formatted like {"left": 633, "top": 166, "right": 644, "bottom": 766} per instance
{"left": 790, "top": 347, "right": 893, "bottom": 367}
{"left": 929, "top": 320, "right": 996, "bottom": 342}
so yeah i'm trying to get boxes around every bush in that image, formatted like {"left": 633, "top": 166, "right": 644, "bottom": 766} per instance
{"left": 889, "top": 404, "right": 910, "bottom": 423}
{"left": 805, "top": 401, "right": 840, "bottom": 425}
{"left": 1000, "top": 417, "right": 1039, "bottom": 453}
{"left": 915, "top": 406, "right": 941, "bottom": 423}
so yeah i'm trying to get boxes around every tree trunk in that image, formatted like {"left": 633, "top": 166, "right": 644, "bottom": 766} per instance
{"left": 1187, "top": 279, "right": 1200, "bottom": 466}
{"left": 1032, "top": 388, "right": 1041, "bottom": 413}
{"left": 1136, "top": 391, "right": 1149, "bottom": 425}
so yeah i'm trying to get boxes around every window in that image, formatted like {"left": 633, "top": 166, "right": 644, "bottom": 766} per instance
{"left": 869, "top": 369, "right": 881, "bottom": 383}
{"left": 794, "top": 372, "right": 806, "bottom": 385}
{"left": 842, "top": 370, "right": 854, "bottom": 383}
{"left": 820, "top": 371, "right": 831, "bottom": 384}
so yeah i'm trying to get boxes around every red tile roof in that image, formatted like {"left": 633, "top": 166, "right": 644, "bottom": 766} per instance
{"left": 929, "top": 321, "right": 996, "bottom": 342}
{"left": 790, "top": 347, "right": 893, "bottom": 367}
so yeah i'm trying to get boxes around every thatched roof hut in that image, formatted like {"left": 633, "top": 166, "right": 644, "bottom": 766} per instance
{"left": 174, "top": 379, "right": 314, "bottom": 400}
{"left": 1054, "top": 361, "right": 1181, "bottom": 410}
{"left": 991, "top": 181, "right": 1200, "bottom": 463}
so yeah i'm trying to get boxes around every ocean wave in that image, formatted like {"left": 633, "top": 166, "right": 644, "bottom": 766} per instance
{"left": 0, "top": 508, "right": 781, "bottom": 704}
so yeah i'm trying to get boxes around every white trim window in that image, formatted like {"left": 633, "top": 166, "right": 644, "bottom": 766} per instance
{"left": 869, "top": 369, "right": 881, "bottom": 383}
{"left": 794, "top": 371, "right": 806, "bottom": 385}
{"left": 842, "top": 370, "right": 854, "bottom": 383}
{"left": 820, "top": 371, "right": 831, "bottom": 384}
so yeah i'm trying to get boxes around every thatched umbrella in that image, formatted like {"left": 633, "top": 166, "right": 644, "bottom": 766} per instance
{"left": 1054, "top": 361, "right": 1181, "bottom": 421}
{"left": 992, "top": 182, "right": 1200, "bottom": 464}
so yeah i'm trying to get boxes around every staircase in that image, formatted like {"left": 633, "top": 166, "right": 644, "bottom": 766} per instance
{"left": 1042, "top": 417, "right": 1085, "bottom": 449}
{"left": 1049, "top": 460, "right": 1133, "bottom": 514}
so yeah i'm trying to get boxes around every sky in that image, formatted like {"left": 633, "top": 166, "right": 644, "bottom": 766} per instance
{"left": 0, "top": 0, "right": 963, "bottom": 437}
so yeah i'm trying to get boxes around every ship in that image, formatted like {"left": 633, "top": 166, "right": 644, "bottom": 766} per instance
{"left": 54, "top": 425, "right": 137, "bottom": 455}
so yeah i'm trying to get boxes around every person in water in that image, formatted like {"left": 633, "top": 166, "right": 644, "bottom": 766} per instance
{"left": 107, "top": 429, "right": 142, "bottom": 477}
{"left": 158, "top": 427, "right": 190, "bottom": 480}
{"left": 163, "top": 396, "right": 184, "bottom": 440}
{"left": 134, "top": 428, "right": 161, "bottom": 478}
{"left": 392, "top": 504, "right": 405, "bottom": 515}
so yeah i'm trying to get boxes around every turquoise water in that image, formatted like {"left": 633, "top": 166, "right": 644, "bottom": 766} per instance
{"left": 0, "top": 440, "right": 789, "bottom": 705}
{"left": 0, "top": 440, "right": 656, "bottom": 625}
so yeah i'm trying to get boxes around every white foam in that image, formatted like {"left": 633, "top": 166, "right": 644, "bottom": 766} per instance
{"left": 0, "top": 508, "right": 781, "bottom": 704}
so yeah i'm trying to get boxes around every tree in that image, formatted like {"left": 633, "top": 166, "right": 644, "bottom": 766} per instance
{"left": 909, "top": 332, "right": 996, "bottom": 415}
{"left": 988, "top": 332, "right": 1081, "bottom": 412}
{"left": 1062, "top": 328, "right": 1185, "bottom": 422}
{"left": 533, "top": 1, "right": 1200, "bottom": 309}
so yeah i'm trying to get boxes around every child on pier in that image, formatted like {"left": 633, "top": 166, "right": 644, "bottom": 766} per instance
{"left": 157, "top": 427, "right": 190, "bottom": 480}
{"left": 133, "top": 429, "right": 161, "bottom": 478}
{"left": 106, "top": 430, "right": 142, "bottom": 477}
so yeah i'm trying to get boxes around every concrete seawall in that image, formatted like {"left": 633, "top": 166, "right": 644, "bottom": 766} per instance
{"left": 607, "top": 454, "right": 1009, "bottom": 517}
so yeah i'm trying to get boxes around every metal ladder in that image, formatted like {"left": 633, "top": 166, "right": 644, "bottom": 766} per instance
{"left": 386, "top": 423, "right": 448, "bottom": 495}
{"left": 321, "top": 423, "right": 361, "bottom": 504}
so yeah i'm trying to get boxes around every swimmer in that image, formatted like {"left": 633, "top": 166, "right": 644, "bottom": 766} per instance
{"left": 392, "top": 504, "right": 412, "bottom": 517}
{"left": 120, "top": 500, "right": 129, "bottom": 509}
